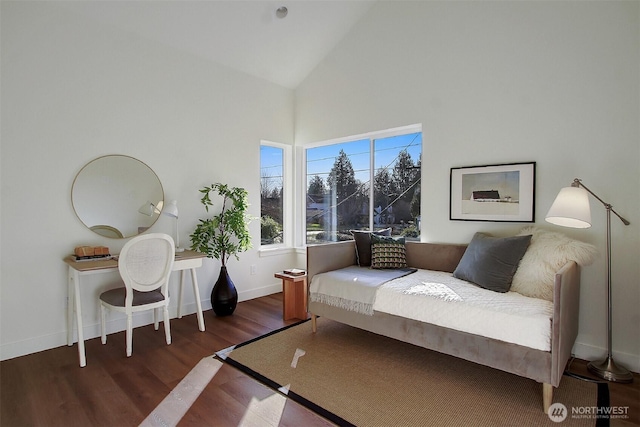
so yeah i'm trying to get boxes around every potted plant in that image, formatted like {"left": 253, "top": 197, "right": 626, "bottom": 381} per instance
{"left": 190, "top": 183, "right": 253, "bottom": 316}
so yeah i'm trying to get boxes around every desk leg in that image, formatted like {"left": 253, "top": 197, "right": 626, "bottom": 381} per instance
{"left": 70, "top": 268, "right": 86, "bottom": 367}
{"left": 67, "top": 267, "right": 75, "bottom": 346}
{"left": 190, "top": 268, "right": 205, "bottom": 331}
{"left": 178, "top": 270, "right": 186, "bottom": 319}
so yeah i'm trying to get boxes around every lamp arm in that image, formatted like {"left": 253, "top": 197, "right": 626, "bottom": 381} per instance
{"left": 572, "top": 179, "right": 630, "bottom": 226}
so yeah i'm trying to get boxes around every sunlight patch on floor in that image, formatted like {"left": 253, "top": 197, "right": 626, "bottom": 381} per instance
{"left": 238, "top": 390, "right": 287, "bottom": 427}
{"left": 139, "top": 356, "right": 222, "bottom": 427}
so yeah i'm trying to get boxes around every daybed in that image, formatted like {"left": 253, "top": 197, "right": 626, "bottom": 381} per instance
{"left": 307, "top": 229, "right": 596, "bottom": 412}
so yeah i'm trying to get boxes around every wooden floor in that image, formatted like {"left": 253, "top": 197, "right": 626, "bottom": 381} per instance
{"left": 1, "top": 293, "right": 638, "bottom": 426}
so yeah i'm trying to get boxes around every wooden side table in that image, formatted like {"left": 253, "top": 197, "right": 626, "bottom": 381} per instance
{"left": 275, "top": 272, "right": 308, "bottom": 321}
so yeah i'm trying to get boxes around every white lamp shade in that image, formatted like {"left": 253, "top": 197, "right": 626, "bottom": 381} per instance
{"left": 138, "top": 201, "right": 154, "bottom": 216}
{"left": 545, "top": 186, "right": 592, "bottom": 228}
{"left": 163, "top": 200, "right": 179, "bottom": 218}
{"left": 138, "top": 200, "right": 164, "bottom": 216}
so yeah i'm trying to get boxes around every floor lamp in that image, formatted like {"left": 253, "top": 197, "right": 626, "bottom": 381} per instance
{"left": 545, "top": 178, "right": 633, "bottom": 383}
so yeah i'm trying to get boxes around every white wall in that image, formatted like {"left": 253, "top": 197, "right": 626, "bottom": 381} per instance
{"left": 295, "top": 1, "right": 640, "bottom": 370}
{"left": 2, "top": 1, "right": 638, "bottom": 371}
{"left": 1, "top": 2, "right": 296, "bottom": 360}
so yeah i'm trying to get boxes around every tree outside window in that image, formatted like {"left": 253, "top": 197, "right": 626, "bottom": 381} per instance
{"left": 306, "top": 131, "right": 421, "bottom": 244}
{"left": 260, "top": 145, "right": 284, "bottom": 245}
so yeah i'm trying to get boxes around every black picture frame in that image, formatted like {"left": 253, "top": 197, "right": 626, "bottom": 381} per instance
{"left": 450, "top": 162, "right": 536, "bottom": 222}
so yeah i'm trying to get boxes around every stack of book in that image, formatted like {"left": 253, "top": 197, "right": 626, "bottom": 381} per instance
{"left": 283, "top": 268, "right": 305, "bottom": 276}
{"left": 73, "top": 245, "right": 111, "bottom": 261}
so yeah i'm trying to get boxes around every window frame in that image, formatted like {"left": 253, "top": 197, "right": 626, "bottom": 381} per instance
{"left": 300, "top": 124, "right": 422, "bottom": 246}
{"left": 259, "top": 140, "right": 292, "bottom": 250}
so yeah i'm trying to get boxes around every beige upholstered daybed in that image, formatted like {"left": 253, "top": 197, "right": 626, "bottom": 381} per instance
{"left": 307, "top": 227, "right": 597, "bottom": 413}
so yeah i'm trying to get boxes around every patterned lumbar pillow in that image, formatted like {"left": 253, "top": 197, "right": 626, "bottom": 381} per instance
{"left": 371, "top": 234, "right": 407, "bottom": 269}
{"left": 511, "top": 226, "right": 598, "bottom": 301}
{"left": 351, "top": 228, "right": 392, "bottom": 266}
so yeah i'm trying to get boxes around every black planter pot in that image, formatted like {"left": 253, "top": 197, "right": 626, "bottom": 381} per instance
{"left": 211, "top": 266, "right": 238, "bottom": 316}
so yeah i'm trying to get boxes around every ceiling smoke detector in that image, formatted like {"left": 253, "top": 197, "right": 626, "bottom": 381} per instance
{"left": 276, "top": 6, "right": 288, "bottom": 19}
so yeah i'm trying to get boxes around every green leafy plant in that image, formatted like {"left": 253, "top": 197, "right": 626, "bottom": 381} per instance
{"left": 260, "top": 215, "right": 282, "bottom": 244}
{"left": 401, "top": 224, "right": 419, "bottom": 238}
{"left": 190, "top": 183, "right": 253, "bottom": 266}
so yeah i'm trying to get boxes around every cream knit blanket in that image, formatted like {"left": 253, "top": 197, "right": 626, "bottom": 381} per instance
{"left": 309, "top": 266, "right": 416, "bottom": 315}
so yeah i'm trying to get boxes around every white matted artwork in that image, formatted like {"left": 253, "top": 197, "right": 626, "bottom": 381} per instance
{"left": 450, "top": 162, "right": 536, "bottom": 222}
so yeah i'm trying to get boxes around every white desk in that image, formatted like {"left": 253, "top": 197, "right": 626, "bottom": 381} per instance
{"left": 64, "top": 250, "right": 206, "bottom": 367}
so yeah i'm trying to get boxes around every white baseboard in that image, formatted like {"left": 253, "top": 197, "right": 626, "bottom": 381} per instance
{"left": 238, "top": 281, "right": 282, "bottom": 302}
{"left": 0, "top": 331, "right": 67, "bottom": 362}
{"left": 1, "top": 282, "right": 283, "bottom": 362}
{"left": 573, "top": 342, "right": 639, "bottom": 374}
{"left": 0, "top": 310, "right": 189, "bottom": 362}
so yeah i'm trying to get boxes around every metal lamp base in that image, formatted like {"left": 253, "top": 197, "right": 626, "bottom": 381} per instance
{"left": 587, "top": 356, "right": 634, "bottom": 383}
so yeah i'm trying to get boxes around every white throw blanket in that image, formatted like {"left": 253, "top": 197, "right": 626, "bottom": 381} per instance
{"left": 309, "top": 266, "right": 416, "bottom": 315}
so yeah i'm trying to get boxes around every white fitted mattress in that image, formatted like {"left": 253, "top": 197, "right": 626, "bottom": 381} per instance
{"left": 374, "top": 269, "right": 554, "bottom": 351}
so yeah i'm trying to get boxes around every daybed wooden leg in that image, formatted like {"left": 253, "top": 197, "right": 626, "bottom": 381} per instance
{"left": 543, "top": 383, "right": 553, "bottom": 413}
{"left": 311, "top": 314, "right": 317, "bottom": 333}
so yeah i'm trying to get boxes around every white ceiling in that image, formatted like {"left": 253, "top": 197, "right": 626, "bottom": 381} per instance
{"left": 61, "top": 1, "right": 376, "bottom": 89}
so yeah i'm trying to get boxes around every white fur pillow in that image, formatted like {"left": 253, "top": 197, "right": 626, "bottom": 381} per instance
{"left": 511, "top": 226, "right": 598, "bottom": 301}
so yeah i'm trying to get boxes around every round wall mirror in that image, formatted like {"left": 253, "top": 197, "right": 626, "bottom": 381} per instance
{"left": 71, "top": 155, "right": 164, "bottom": 238}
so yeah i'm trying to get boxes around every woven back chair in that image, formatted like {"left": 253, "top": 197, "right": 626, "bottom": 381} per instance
{"left": 99, "top": 233, "right": 175, "bottom": 357}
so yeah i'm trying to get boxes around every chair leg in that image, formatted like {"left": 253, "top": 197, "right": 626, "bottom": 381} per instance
{"left": 126, "top": 313, "right": 133, "bottom": 357}
{"left": 100, "top": 304, "right": 107, "bottom": 345}
{"left": 163, "top": 305, "right": 171, "bottom": 345}
{"left": 154, "top": 308, "right": 159, "bottom": 330}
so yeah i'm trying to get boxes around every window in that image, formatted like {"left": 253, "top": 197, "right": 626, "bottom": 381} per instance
{"left": 260, "top": 144, "right": 284, "bottom": 245}
{"left": 305, "top": 126, "right": 422, "bottom": 244}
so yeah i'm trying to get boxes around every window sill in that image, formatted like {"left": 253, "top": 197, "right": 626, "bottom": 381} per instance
{"left": 258, "top": 246, "right": 297, "bottom": 257}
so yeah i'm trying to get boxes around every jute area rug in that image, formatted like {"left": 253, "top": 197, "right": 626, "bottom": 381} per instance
{"left": 216, "top": 318, "right": 608, "bottom": 427}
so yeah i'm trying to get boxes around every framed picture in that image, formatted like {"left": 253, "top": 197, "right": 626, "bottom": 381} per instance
{"left": 450, "top": 162, "right": 536, "bottom": 222}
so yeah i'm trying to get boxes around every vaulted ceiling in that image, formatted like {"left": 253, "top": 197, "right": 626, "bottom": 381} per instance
{"left": 61, "top": 1, "right": 376, "bottom": 89}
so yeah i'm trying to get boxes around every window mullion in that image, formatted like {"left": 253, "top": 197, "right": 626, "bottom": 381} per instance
{"left": 369, "top": 138, "right": 375, "bottom": 231}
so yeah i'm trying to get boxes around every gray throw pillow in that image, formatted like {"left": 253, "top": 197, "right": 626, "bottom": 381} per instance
{"left": 351, "top": 228, "right": 391, "bottom": 267}
{"left": 453, "top": 232, "right": 532, "bottom": 293}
